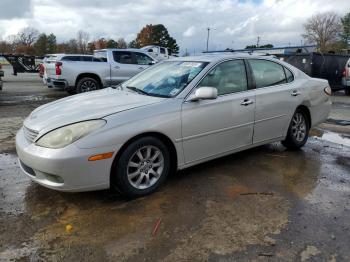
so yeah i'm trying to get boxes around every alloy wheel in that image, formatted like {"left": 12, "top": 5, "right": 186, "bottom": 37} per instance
{"left": 291, "top": 112, "right": 306, "bottom": 142}
{"left": 127, "top": 146, "right": 164, "bottom": 190}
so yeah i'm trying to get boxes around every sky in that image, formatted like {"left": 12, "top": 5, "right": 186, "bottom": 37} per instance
{"left": 0, "top": 0, "right": 349, "bottom": 54}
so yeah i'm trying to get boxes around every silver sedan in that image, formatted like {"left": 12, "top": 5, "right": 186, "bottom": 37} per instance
{"left": 16, "top": 54, "right": 332, "bottom": 197}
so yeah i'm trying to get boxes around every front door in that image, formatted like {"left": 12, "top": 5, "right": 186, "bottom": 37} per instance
{"left": 110, "top": 51, "right": 145, "bottom": 84}
{"left": 181, "top": 59, "right": 255, "bottom": 164}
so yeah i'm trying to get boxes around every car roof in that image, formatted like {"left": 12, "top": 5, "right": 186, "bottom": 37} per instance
{"left": 169, "top": 53, "right": 278, "bottom": 63}
{"left": 94, "top": 48, "right": 148, "bottom": 53}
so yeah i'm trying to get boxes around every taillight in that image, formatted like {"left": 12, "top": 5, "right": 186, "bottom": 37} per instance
{"left": 55, "top": 62, "right": 62, "bottom": 75}
{"left": 324, "top": 86, "right": 332, "bottom": 96}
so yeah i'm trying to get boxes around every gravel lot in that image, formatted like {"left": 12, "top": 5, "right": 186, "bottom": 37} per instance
{"left": 1, "top": 65, "right": 350, "bottom": 261}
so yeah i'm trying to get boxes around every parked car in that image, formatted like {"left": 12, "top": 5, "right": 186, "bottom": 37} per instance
{"left": 0, "top": 64, "right": 4, "bottom": 90}
{"left": 141, "top": 45, "right": 173, "bottom": 60}
{"left": 46, "top": 49, "right": 156, "bottom": 95}
{"left": 342, "top": 57, "right": 350, "bottom": 95}
{"left": 43, "top": 54, "right": 96, "bottom": 88}
{"left": 0, "top": 64, "right": 3, "bottom": 90}
{"left": 16, "top": 54, "right": 331, "bottom": 197}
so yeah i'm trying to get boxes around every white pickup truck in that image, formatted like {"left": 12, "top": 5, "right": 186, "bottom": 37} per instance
{"left": 46, "top": 49, "right": 156, "bottom": 94}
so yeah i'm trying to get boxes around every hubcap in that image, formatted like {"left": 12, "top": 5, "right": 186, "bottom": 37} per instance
{"left": 80, "top": 80, "right": 97, "bottom": 92}
{"left": 127, "top": 146, "right": 164, "bottom": 190}
{"left": 291, "top": 112, "right": 306, "bottom": 142}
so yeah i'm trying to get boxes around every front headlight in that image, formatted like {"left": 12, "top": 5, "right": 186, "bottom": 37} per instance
{"left": 36, "top": 120, "right": 106, "bottom": 149}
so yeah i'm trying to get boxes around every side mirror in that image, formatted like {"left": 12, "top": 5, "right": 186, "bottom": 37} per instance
{"left": 189, "top": 87, "right": 218, "bottom": 101}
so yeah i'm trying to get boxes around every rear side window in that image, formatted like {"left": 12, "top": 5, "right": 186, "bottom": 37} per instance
{"left": 160, "top": 48, "right": 166, "bottom": 54}
{"left": 94, "top": 51, "right": 107, "bottom": 62}
{"left": 81, "top": 56, "right": 93, "bottom": 62}
{"left": 113, "top": 51, "right": 133, "bottom": 64}
{"left": 249, "top": 60, "right": 287, "bottom": 88}
{"left": 61, "top": 56, "right": 81, "bottom": 61}
{"left": 285, "top": 68, "right": 294, "bottom": 83}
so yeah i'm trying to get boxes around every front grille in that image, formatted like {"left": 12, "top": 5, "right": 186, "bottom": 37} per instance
{"left": 23, "top": 126, "right": 39, "bottom": 143}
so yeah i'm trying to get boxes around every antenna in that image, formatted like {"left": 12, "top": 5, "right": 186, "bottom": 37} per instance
{"left": 206, "top": 27, "right": 210, "bottom": 52}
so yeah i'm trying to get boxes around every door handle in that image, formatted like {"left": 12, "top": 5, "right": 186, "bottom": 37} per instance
{"left": 240, "top": 99, "right": 254, "bottom": 106}
{"left": 114, "top": 66, "right": 120, "bottom": 69}
{"left": 291, "top": 90, "right": 301, "bottom": 96}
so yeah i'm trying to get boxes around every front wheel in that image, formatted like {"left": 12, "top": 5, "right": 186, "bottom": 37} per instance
{"left": 111, "top": 137, "right": 171, "bottom": 198}
{"left": 282, "top": 109, "right": 310, "bottom": 150}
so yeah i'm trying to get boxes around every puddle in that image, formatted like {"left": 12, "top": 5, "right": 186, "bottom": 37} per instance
{"left": 312, "top": 130, "right": 350, "bottom": 147}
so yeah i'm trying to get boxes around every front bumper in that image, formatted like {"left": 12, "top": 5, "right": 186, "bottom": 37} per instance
{"left": 16, "top": 128, "right": 116, "bottom": 192}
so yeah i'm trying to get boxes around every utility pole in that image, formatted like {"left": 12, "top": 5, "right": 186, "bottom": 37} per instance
{"left": 256, "top": 36, "right": 260, "bottom": 48}
{"left": 206, "top": 27, "right": 210, "bottom": 52}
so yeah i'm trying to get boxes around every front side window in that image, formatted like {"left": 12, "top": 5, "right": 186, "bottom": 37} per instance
{"left": 249, "top": 59, "right": 287, "bottom": 88}
{"left": 135, "top": 52, "right": 153, "bottom": 65}
{"left": 113, "top": 51, "right": 133, "bottom": 64}
{"left": 120, "top": 61, "right": 208, "bottom": 97}
{"left": 198, "top": 60, "right": 248, "bottom": 95}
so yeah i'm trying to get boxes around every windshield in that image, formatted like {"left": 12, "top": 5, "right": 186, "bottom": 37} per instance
{"left": 120, "top": 61, "right": 208, "bottom": 97}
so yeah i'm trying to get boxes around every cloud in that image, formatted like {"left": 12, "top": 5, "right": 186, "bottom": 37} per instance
{"left": 0, "top": 0, "right": 349, "bottom": 53}
{"left": 183, "top": 26, "right": 196, "bottom": 37}
{"left": 0, "top": 0, "right": 32, "bottom": 20}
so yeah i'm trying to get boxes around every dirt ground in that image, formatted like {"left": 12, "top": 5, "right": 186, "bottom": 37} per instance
{"left": 0, "top": 65, "right": 350, "bottom": 261}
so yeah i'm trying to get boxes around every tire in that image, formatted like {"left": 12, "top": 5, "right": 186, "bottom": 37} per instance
{"left": 282, "top": 109, "right": 310, "bottom": 150}
{"left": 66, "top": 89, "right": 76, "bottom": 95}
{"left": 76, "top": 77, "right": 100, "bottom": 93}
{"left": 111, "top": 137, "right": 171, "bottom": 198}
{"left": 345, "top": 88, "right": 350, "bottom": 96}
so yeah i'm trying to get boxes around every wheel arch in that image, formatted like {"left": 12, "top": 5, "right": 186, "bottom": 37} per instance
{"left": 75, "top": 73, "right": 102, "bottom": 88}
{"left": 296, "top": 104, "right": 312, "bottom": 127}
{"left": 110, "top": 132, "right": 178, "bottom": 185}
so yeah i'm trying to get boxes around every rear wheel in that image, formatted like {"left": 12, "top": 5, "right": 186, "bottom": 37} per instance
{"left": 76, "top": 77, "right": 100, "bottom": 93}
{"left": 111, "top": 137, "right": 171, "bottom": 198}
{"left": 282, "top": 109, "right": 310, "bottom": 150}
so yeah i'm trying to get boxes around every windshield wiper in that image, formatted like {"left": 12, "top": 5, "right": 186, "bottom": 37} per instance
{"left": 126, "top": 86, "right": 150, "bottom": 96}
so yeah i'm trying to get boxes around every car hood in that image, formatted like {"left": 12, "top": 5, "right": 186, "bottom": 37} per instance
{"left": 24, "top": 88, "right": 165, "bottom": 132}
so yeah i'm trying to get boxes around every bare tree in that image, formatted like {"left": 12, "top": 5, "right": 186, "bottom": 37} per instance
{"left": 76, "top": 30, "right": 90, "bottom": 54}
{"left": 15, "top": 27, "right": 40, "bottom": 46}
{"left": 117, "top": 38, "right": 127, "bottom": 49}
{"left": 302, "top": 12, "right": 341, "bottom": 52}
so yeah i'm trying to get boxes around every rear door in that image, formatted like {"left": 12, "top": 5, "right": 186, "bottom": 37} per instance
{"left": 249, "top": 59, "right": 300, "bottom": 143}
{"left": 181, "top": 59, "right": 255, "bottom": 164}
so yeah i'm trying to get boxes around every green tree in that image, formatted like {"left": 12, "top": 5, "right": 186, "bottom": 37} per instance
{"left": 133, "top": 24, "right": 179, "bottom": 54}
{"left": 106, "top": 39, "right": 117, "bottom": 48}
{"left": 34, "top": 33, "right": 48, "bottom": 56}
{"left": 47, "top": 33, "right": 57, "bottom": 54}
{"left": 340, "top": 12, "right": 350, "bottom": 46}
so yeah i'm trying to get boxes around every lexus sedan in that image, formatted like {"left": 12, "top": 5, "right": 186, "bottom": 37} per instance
{"left": 16, "top": 54, "right": 332, "bottom": 197}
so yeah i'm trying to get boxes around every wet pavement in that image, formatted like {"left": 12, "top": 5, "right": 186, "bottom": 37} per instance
{"left": 1, "top": 67, "right": 350, "bottom": 261}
